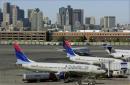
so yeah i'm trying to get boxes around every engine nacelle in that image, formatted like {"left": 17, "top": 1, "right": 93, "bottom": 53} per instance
{"left": 55, "top": 72, "right": 65, "bottom": 79}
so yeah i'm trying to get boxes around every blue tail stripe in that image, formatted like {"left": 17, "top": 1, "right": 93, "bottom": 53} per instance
{"left": 63, "top": 41, "right": 75, "bottom": 57}
{"left": 15, "top": 50, "right": 30, "bottom": 62}
{"left": 64, "top": 46, "right": 75, "bottom": 56}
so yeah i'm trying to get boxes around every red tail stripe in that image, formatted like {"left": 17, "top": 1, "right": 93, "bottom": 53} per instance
{"left": 13, "top": 42, "right": 22, "bottom": 52}
{"left": 65, "top": 40, "right": 71, "bottom": 48}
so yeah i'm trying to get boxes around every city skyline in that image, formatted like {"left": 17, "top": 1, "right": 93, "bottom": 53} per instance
{"left": 0, "top": 0, "right": 129, "bottom": 24}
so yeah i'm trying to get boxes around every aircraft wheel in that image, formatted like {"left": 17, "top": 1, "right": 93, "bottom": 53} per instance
{"left": 89, "top": 81, "right": 96, "bottom": 85}
{"left": 64, "top": 77, "right": 72, "bottom": 83}
{"left": 76, "top": 80, "right": 82, "bottom": 85}
{"left": 78, "top": 80, "right": 90, "bottom": 85}
{"left": 64, "top": 72, "right": 70, "bottom": 83}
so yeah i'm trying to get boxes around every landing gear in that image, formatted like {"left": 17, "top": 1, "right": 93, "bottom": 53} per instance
{"left": 63, "top": 72, "right": 73, "bottom": 83}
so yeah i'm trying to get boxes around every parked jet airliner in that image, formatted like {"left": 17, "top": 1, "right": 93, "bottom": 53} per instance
{"left": 103, "top": 45, "right": 130, "bottom": 59}
{"left": 13, "top": 42, "right": 105, "bottom": 82}
{"left": 63, "top": 40, "right": 123, "bottom": 64}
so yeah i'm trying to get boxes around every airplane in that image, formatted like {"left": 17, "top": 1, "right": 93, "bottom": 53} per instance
{"left": 13, "top": 42, "right": 105, "bottom": 83}
{"left": 103, "top": 45, "right": 130, "bottom": 59}
{"left": 102, "top": 44, "right": 130, "bottom": 53}
{"left": 63, "top": 40, "right": 123, "bottom": 65}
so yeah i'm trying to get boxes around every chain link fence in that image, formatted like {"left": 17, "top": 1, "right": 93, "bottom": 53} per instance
{"left": 1, "top": 40, "right": 130, "bottom": 45}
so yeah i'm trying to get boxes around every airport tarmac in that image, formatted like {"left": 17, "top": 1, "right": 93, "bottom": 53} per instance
{"left": 0, "top": 45, "right": 130, "bottom": 85}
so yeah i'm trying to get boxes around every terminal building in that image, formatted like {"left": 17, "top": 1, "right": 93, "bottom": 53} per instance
{"left": 52, "top": 32, "right": 130, "bottom": 42}
{"left": 0, "top": 31, "right": 130, "bottom": 42}
{"left": 0, "top": 31, "right": 46, "bottom": 41}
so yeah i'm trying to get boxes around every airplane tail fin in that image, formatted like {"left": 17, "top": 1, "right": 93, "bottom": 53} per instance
{"left": 13, "top": 42, "right": 33, "bottom": 64}
{"left": 104, "top": 45, "right": 112, "bottom": 54}
{"left": 63, "top": 40, "right": 76, "bottom": 58}
{"left": 102, "top": 44, "right": 113, "bottom": 54}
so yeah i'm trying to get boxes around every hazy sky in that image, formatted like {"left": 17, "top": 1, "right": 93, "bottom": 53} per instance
{"left": 0, "top": 0, "right": 130, "bottom": 24}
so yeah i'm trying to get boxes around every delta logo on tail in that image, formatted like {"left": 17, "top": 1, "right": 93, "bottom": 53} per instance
{"left": 13, "top": 42, "right": 30, "bottom": 64}
{"left": 63, "top": 40, "right": 76, "bottom": 57}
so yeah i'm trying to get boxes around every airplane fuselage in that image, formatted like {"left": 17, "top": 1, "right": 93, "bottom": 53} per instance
{"left": 110, "top": 52, "right": 130, "bottom": 59}
{"left": 21, "top": 62, "right": 105, "bottom": 74}
{"left": 69, "top": 55, "right": 123, "bottom": 64}
{"left": 115, "top": 49, "right": 130, "bottom": 53}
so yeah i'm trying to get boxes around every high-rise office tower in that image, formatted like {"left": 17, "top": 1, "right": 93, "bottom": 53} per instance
{"left": 57, "top": 13, "right": 61, "bottom": 25}
{"left": 58, "top": 5, "right": 73, "bottom": 26}
{"left": 65, "top": 9, "right": 69, "bottom": 25}
{"left": 3, "top": 2, "right": 11, "bottom": 24}
{"left": 85, "top": 16, "right": 95, "bottom": 25}
{"left": 66, "top": 5, "right": 73, "bottom": 25}
{"left": 23, "top": 18, "right": 30, "bottom": 28}
{"left": 12, "top": 5, "right": 19, "bottom": 26}
{"left": 59, "top": 7, "right": 66, "bottom": 26}
{"left": 1, "top": 2, "right": 25, "bottom": 31}
{"left": 30, "top": 8, "right": 43, "bottom": 31}
{"left": 37, "top": 11, "right": 43, "bottom": 31}
{"left": 73, "top": 9, "right": 84, "bottom": 25}
{"left": 0, "top": 8, "right": 3, "bottom": 26}
{"left": 30, "top": 9, "right": 38, "bottom": 31}
{"left": 9, "top": 5, "right": 13, "bottom": 24}
{"left": 85, "top": 17, "right": 90, "bottom": 24}
{"left": 12, "top": 5, "right": 24, "bottom": 27}
{"left": 28, "top": 9, "right": 34, "bottom": 21}
{"left": 18, "top": 9, "right": 24, "bottom": 21}
{"left": 100, "top": 16, "right": 116, "bottom": 29}
{"left": 100, "top": 17, "right": 104, "bottom": 28}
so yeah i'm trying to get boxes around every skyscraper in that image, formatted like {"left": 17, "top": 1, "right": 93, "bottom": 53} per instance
{"left": 37, "top": 11, "right": 43, "bottom": 31}
{"left": 18, "top": 9, "right": 24, "bottom": 21}
{"left": 3, "top": 2, "right": 11, "bottom": 25}
{"left": 12, "top": 5, "right": 19, "bottom": 26}
{"left": 58, "top": 5, "right": 73, "bottom": 26}
{"left": 57, "top": 13, "right": 61, "bottom": 25}
{"left": 1, "top": 2, "right": 26, "bottom": 31}
{"left": 0, "top": 8, "right": 3, "bottom": 26}
{"left": 73, "top": 9, "right": 84, "bottom": 25}
{"left": 59, "top": 7, "right": 66, "bottom": 26}
{"left": 30, "top": 8, "right": 43, "bottom": 31}
{"left": 28, "top": 9, "right": 34, "bottom": 21}
{"left": 85, "top": 17, "right": 95, "bottom": 25}
{"left": 65, "top": 9, "right": 69, "bottom": 25}
{"left": 31, "top": 9, "right": 38, "bottom": 31}
{"left": 100, "top": 16, "right": 116, "bottom": 29}
{"left": 85, "top": 17, "right": 90, "bottom": 24}
{"left": 100, "top": 17, "right": 104, "bottom": 28}
{"left": 66, "top": 5, "right": 73, "bottom": 25}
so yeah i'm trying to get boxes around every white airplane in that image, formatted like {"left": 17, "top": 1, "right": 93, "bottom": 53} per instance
{"left": 103, "top": 44, "right": 130, "bottom": 53}
{"left": 13, "top": 42, "right": 105, "bottom": 82}
{"left": 63, "top": 40, "right": 123, "bottom": 64}
{"left": 103, "top": 45, "right": 130, "bottom": 59}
